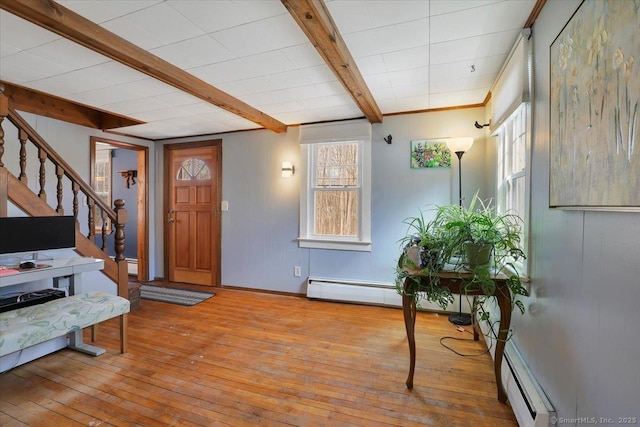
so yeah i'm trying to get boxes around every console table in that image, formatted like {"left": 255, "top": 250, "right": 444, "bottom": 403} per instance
{"left": 401, "top": 269, "right": 513, "bottom": 403}
{"left": 0, "top": 257, "right": 106, "bottom": 356}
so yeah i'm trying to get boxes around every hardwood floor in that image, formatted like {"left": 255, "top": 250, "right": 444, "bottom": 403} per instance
{"left": 0, "top": 287, "right": 518, "bottom": 426}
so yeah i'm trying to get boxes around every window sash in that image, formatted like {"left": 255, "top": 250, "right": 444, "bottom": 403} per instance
{"left": 312, "top": 142, "right": 360, "bottom": 189}
{"left": 313, "top": 189, "right": 359, "bottom": 237}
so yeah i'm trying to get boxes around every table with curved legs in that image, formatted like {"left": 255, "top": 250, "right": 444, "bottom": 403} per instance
{"left": 402, "top": 270, "right": 512, "bottom": 403}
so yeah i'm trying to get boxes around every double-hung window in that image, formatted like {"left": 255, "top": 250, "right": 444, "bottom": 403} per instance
{"left": 299, "top": 120, "right": 371, "bottom": 251}
{"left": 490, "top": 30, "right": 532, "bottom": 273}
{"left": 495, "top": 103, "right": 529, "bottom": 271}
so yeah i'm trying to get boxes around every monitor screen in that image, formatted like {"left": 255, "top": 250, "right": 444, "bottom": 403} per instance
{"left": 0, "top": 216, "right": 76, "bottom": 255}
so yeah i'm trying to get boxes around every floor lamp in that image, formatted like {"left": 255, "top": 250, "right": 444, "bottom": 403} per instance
{"left": 446, "top": 137, "right": 474, "bottom": 326}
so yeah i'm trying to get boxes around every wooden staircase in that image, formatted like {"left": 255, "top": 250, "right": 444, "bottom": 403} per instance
{"left": 0, "top": 89, "right": 129, "bottom": 298}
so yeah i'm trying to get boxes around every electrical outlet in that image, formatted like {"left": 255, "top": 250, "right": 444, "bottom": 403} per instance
{"left": 294, "top": 266, "right": 301, "bottom": 277}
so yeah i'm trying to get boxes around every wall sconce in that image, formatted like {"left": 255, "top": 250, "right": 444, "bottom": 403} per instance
{"left": 281, "top": 161, "right": 295, "bottom": 178}
{"left": 117, "top": 170, "right": 137, "bottom": 188}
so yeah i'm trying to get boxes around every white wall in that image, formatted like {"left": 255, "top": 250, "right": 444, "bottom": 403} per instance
{"left": 513, "top": 0, "right": 640, "bottom": 419}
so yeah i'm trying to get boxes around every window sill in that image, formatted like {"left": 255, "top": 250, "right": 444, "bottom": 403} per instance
{"left": 298, "top": 238, "right": 371, "bottom": 252}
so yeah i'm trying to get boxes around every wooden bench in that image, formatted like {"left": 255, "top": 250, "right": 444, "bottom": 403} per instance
{"left": 0, "top": 291, "right": 129, "bottom": 371}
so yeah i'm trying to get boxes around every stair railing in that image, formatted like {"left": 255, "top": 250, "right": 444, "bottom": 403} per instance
{"left": 0, "top": 90, "right": 128, "bottom": 298}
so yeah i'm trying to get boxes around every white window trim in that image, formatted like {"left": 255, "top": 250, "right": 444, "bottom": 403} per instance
{"left": 299, "top": 139, "right": 371, "bottom": 252}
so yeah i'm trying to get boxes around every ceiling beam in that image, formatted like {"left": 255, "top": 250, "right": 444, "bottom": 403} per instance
{"left": 1, "top": 81, "right": 144, "bottom": 130}
{"left": 282, "top": 0, "right": 383, "bottom": 124}
{"left": 0, "top": 0, "right": 287, "bottom": 133}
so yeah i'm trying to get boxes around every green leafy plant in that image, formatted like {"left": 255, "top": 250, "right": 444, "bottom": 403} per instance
{"left": 395, "top": 193, "right": 529, "bottom": 336}
{"left": 395, "top": 210, "right": 453, "bottom": 309}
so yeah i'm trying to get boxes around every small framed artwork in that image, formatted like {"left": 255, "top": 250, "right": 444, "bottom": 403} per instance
{"left": 410, "top": 139, "right": 451, "bottom": 169}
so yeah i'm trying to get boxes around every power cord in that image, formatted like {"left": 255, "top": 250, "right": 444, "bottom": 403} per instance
{"left": 439, "top": 324, "right": 493, "bottom": 357}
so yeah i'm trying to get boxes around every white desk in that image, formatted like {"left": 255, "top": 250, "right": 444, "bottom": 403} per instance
{"left": 0, "top": 257, "right": 106, "bottom": 357}
{"left": 0, "top": 257, "right": 104, "bottom": 290}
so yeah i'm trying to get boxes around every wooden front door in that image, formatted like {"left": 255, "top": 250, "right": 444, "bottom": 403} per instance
{"left": 164, "top": 140, "right": 221, "bottom": 286}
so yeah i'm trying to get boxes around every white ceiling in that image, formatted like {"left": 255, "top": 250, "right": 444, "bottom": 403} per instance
{"left": 0, "top": 0, "right": 536, "bottom": 140}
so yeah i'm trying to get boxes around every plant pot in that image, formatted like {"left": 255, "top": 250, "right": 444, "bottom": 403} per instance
{"left": 464, "top": 242, "right": 493, "bottom": 269}
{"left": 405, "top": 246, "right": 421, "bottom": 267}
{"left": 404, "top": 245, "right": 443, "bottom": 270}
{"left": 421, "top": 247, "right": 444, "bottom": 270}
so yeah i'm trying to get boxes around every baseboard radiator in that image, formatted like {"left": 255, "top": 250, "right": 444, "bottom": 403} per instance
{"left": 306, "top": 277, "right": 468, "bottom": 314}
{"left": 479, "top": 317, "right": 556, "bottom": 427}
{"left": 307, "top": 277, "right": 403, "bottom": 306}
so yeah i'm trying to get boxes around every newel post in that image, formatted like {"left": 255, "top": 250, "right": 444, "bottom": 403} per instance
{"left": 114, "top": 199, "right": 129, "bottom": 298}
{"left": 113, "top": 199, "right": 128, "bottom": 263}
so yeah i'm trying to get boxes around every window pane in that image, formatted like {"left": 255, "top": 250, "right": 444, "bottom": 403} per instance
{"left": 315, "top": 142, "right": 359, "bottom": 187}
{"left": 314, "top": 190, "right": 358, "bottom": 236}
{"left": 177, "top": 158, "right": 211, "bottom": 180}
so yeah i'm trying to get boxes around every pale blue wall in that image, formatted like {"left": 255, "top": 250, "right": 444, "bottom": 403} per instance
{"left": 308, "top": 108, "right": 490, "bottom": 285}
{"left": 157, "top": 107, "right": 489, "bottom": 293}
{"left": 513, "top": 0, "right": 640, "bottom": 419}
{"left": 219, "top": 128, "right": 303, "bottom": 292}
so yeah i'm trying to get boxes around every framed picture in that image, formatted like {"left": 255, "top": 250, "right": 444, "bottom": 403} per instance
{"left": 410, "top": 139, "right": 451, "bottom": 169}
{"left": 549, "top": 0, "right": 639, "bottom": 210}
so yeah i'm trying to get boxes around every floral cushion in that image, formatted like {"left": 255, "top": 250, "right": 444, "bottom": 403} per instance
{"left": 0, "top": 292, "right": 130, "bottom": 356}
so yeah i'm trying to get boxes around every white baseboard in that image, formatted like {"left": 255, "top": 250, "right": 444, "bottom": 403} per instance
{"left": 479, "top": 311, "right": 555, "bottom": 427}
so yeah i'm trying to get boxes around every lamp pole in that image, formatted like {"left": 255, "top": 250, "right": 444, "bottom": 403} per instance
{"left": 455, "top": 151, "right": 464, "bottom": 207}
{"left": 449, "top": 150, "right": 472, "bottom": 326}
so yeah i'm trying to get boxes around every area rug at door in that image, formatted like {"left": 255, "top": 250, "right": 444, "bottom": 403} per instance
{"left": 140, "top": 284, "right": 215, "bottom": 306}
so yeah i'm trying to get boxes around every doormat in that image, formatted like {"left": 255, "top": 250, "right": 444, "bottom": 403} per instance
{"left": 140, "top": 284, "right": 215, "bottom": 306}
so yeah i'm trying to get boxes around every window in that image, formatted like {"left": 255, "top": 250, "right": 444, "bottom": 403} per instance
{"left": 313, "top": 141, "right": 359, "bottom": 237}
{"left": 176, "top": 158, "right": 211, "bottom": 181}
{"left": 299, "top": 120, "right": 371, "bottom": 251}
{"left": 495, "top": 103, "right": 529, "bottom": 271}
{"left": 93, "top": 147, "right": 112, "bottom": 233}
{"left": 490, "top": 30, "right": 531, "bottom": 273}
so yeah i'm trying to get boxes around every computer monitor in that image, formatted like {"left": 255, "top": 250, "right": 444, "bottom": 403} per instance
{"left": 0, "top": 215, "right": 76, "bottom": 255}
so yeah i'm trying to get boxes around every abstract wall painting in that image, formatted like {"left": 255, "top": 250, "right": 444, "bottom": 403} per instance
{"left": 410, "top": 139, "right": 451, "bottom": 169}
{"left": 550, "top": 0, "right": 639, "bottom": 210}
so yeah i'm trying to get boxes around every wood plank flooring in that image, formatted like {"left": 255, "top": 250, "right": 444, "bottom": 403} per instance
{"left": 0, "top": 287, "right": 518, "bottom": 426}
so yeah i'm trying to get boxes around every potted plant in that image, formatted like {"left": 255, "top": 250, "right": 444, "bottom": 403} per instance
{"left": 433, "top": 192, "right": 525, "bottom": 271}
{"left": 395, "top": 211, "right": 454, "bottom": 310}
{"left": 396, "top": 193, "right": 528, "bottom": 326}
